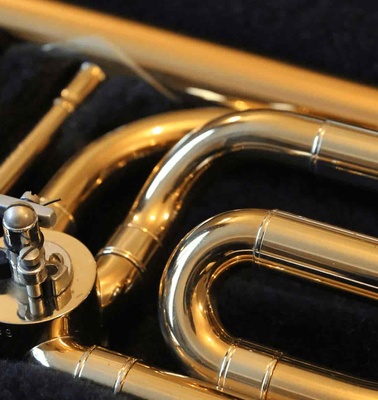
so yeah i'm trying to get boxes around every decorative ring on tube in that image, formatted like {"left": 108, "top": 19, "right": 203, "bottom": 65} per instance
{"left": 96, "top": 109, "right": 378, "bottom": 309}
{"left": 159, "top": 208, "right": 378, "bottom": 400}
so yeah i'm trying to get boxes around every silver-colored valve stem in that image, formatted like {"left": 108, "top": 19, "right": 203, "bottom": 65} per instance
{"left": 18, "top": 246, "right": 47, "bottom": 299}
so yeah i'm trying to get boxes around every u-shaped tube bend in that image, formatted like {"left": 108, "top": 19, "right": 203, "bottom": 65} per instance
{"left": 97, "top": 109, "right": 378, "bottom": 308}
{"left": 159, "top": 208, "right": 378, "bottom": 400}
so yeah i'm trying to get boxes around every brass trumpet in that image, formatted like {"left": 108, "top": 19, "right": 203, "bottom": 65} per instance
{"left": 0, "top": 1, "right": 377, "bottom": 400}
{"left": 16, "top": 106, "right": 378, "bottom": 399}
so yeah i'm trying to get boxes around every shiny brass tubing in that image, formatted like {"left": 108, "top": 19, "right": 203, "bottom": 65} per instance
{"left": 0, "top": 1, "right": 377, "bottom": 128}
{"left": 39, "top": 107, "right": 228, "bottom": 232}
{"left": 159, "top": 208, "right": 378, "bottom": 400}
{"left": 96, "top": 109, "right": 378, "bottom": 308}
{"left": 26, "top": 336, "right": 242, "bottom": 399}
{"left": 0, "top": 62, "right": 105, "bottom": 193}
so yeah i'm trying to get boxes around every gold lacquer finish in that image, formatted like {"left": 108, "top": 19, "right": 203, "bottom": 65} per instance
{"left": 4, "top": 105, "right": 378, "bottom": 399}
{"left": 0, "top": 0, "right": 377, "bottom": 128}
{"left": 27, "top": 336, "right": 242, "bottom": 399}
{"left": 1, "top": 2, "right": 378, "bottom": 399}
{"left": 96, "top": 109, "right": 378, "bottom": 310}
{"left": 37, "top": 106, "right": 230, "bottom": 311}
{"left": 159, "top": 209, "right": 378, "bottom": 399}
{"left": 0, "top": 194, "right": 242, "bottom": 400}
{"left": 39, "top": 107, "right": 228, "bottom": 232}
{"left": 0, "top": 62, "right": 105, "bottom": 194}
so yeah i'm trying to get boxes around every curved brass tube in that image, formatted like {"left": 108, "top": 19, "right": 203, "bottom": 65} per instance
{"left": 158, "top": 208, "right": 378, "bottom": 400}
{"left": 0, "top": 0, "right": 378, "bottom": 129}
{"left": 0, "top": 194, "right": 242, "bottom": 400}
{"left": 26, "top": 336, "right": 242, "bottom": 400}
{"left": 39, "top": 107, "right": 228, "bottom": 232}
{"left": 96, "top": 109, "right": 378, "bottom": 308}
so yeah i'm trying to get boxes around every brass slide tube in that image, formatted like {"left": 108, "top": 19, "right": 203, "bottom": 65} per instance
{"left": 0, "top": 62, "right": 105, "bottom": 193}
{"left": 0, "top": 0, "right": 377, "bottom": 129}
{"left": 96, "top": 109, "right": 378, "bottom": 308}
{"left": 26, "top": 336, "right": 242, "bottom": 399}
{"left": 39, "top": 107, "right": 227, "bottom": 232}
{"left": 158, "top": 208, "right": 378, "bottom": 399}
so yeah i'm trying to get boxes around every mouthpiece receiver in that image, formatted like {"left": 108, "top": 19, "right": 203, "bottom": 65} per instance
{"left": 0, "top": 192, "right": 97, "bottom": 358}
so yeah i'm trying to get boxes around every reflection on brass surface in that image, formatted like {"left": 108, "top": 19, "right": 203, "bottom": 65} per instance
{"left": 0, "top": 195, "right": 239, "bottom": 400}
{"left": 0, "top": 0, "right": 377, "bottom": 129}
{"left": 96, "top": 109, "right": 378, "bottom": 309}
{"left": 27, "top": 337, "right": 242, "bottom": 399}
{"left": 0, "top": 1, "right": 378, "bottom": 398}
{"left": 40, "top": 107, "right": 228, "bottom": 233}
{"left": 159, "top": 209, "right": 378, "bottom": 399}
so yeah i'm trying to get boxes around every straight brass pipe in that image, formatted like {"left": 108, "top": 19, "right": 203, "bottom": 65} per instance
{"left": 0, "top": 62, "right": 105, "bottom": 193}
{"left": 39, "top": 107, "right": 228, "bottom": 232}
{"left": 159, "top": 209, "right": 378, "bottom": 400}
{"left": 27, "top": 336, "right": 242, "bottom": 400}
{"left": 96, "top": 109, "right": 378, "bottom": 308}
{"left": 0, "top": 0, "right": 377, "bottom": 128}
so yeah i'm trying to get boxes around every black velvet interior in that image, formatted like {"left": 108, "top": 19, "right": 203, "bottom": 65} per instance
{"left": 0, "top": 1, "right": 378, "bottom": 399}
